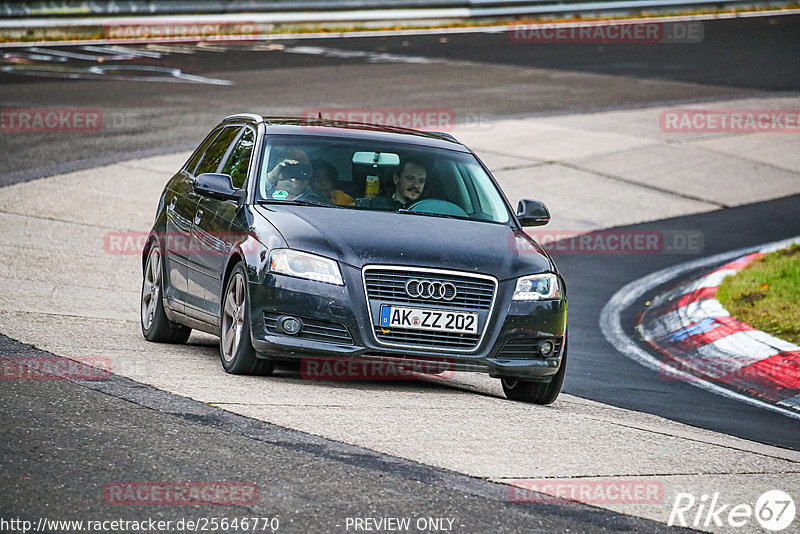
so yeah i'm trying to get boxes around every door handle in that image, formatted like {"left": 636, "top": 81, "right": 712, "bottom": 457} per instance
{"left": 194, "top": 209, "right": 203, "bottom": 225}
{"left": 168, "top": 197, "right": 177, "bottom": 211}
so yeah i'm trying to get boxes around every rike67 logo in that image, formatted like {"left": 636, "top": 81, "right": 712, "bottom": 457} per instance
{"left": 669, "top": 490, "right": 795, "bottom": 531}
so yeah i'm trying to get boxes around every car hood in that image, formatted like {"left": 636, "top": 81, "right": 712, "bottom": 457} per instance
{"left": 253, "top": 204, "right": 553, "bottom": 280}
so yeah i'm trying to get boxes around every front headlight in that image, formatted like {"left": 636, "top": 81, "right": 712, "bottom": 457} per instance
{"left": 513, "top": 273, "right": 561, "bottom": 301}
{"left": 268, "top": 249, "right": 344, "bottom": 286}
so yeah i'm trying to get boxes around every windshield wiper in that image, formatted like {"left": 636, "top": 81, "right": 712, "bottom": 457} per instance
{"left": 396, "top": 208, "right": 465, "bottom": 221}
{"left": 258, "top": 199, "right": 346, "bottom": 208}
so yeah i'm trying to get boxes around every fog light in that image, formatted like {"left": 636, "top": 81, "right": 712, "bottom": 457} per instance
{"left": 539, "top": 340, "right": 555, "bottom": 358}
{"left": 281, "top": 317, "right": 303, "bottom": 335}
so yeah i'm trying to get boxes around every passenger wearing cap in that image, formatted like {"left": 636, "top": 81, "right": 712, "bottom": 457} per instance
{"left": 264, "top": 148, "right": 319, "bottom": 201}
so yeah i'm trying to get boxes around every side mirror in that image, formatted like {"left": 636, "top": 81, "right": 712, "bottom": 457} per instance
{"left": 193, "top": 173, "right": 243, "bottom": 201}
{"left": 517, "top": 199, "right": 550, "bottom": 227}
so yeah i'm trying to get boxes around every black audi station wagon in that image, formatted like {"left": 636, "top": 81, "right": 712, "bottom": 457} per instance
{"left": 141, "top": 115, "right": 568, "bottom": 404}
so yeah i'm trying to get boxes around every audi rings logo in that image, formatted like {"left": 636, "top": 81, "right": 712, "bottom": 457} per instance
{"left": 405, "top": 279, "right": 457, "bottom": 301}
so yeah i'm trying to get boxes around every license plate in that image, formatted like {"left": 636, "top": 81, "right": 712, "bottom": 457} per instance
{"left": 379, "top": 305, "right": 478, "bottom": 334}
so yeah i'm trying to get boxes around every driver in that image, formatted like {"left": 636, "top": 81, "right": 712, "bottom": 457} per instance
{"left": 371, "top": 156, "right": 427, "bottom": 209}
{"left": 264, "top": 148, "right": 319, "bottom": 201}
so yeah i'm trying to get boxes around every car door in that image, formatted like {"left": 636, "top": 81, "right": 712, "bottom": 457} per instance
{"left": 162, "top": 129, "right": 220, "bottom": 312}
{"left": 214, "top": 123, "right": 257, "bottom": 297}
{"left": 184, "top": 125, "right": 244, "bottom": 323}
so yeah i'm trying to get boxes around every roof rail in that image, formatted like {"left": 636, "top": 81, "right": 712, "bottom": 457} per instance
{"left": 223, "top": 113, "right": 264, "bottom": 123}
{"left": 426, "top": 131, "right": 460, "bottom": 143}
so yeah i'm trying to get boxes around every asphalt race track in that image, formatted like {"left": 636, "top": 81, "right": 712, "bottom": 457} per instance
{"left": 564, "top": 194, "right": 800, "bottom": 448}
{"left": 1, "top": 12, "right": 799, "bottom": 533}
{"left": 2, "top": 15, "right": 797, "bottom": 182}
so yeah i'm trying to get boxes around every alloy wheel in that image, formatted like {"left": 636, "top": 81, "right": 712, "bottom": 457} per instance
{"left": 141, "top": 248, "right": 161, "bottom": 330}
{"left": 221, "top": 272, "right": 246, "bottom": 362}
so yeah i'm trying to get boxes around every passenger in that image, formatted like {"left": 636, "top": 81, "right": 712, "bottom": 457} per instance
{"left": 264, "top": 148, "right": 319, "bottom": 201}
{"left": 310, "top": 158, "right": 354, "bottom": 206}
{"left": 371, "top": 156, "right": 427, "bottom": 209}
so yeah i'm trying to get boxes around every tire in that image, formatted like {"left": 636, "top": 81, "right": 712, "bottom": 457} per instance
{"left": 501, "top": 336, "right": 567, "bottom": 405}
{"left": 141, "top": 245, "right": 192, "bottom": 344}
{"left": 219, "top": 263, "right": 274, "bottom": 376}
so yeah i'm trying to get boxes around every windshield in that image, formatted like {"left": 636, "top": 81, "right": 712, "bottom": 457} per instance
{"left": 256, "top": 135, "right": 511, "bottom": 224}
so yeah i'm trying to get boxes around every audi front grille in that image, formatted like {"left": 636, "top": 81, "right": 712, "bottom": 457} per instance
{"left": 363, "top": 268, "right": 495, "bottom": 310}
{"left": 362, "top": 266, "right": 497, "bottom": 352}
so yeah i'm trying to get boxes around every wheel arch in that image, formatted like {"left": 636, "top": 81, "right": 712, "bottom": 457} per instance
{"left": 142, "top": 233, "right": 159, "bottom": 273}
{"left": 222, "top": 250, "right": 245, "bottom": 293}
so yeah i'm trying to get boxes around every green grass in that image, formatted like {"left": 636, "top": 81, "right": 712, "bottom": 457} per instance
{"left": 717, "top": 244, "right": 800, "bottom": 345}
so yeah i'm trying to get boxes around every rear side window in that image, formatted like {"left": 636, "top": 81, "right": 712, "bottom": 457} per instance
{"left": 184, "top": 129, "right": 222, "bottom": 175}
{"left": 194, "top": 126, "right": 241, "bottom": 176}
{"left": 221, "top": 127, "right": 255, "bottom": 189}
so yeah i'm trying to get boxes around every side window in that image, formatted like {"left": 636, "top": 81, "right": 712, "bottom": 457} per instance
{"left": 462, "top": 163, "right": 509, "bottom": 222}
{"left": 221, "top": 127, "right": 255, "bottom": 189}
{"left": 184, "top": 128, "right": 222, "bottom": 175}
{"left": 194, "top": 126, "right": 241, "bottom": 176}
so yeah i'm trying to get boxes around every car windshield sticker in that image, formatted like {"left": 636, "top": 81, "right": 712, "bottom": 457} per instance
{"left": 272, "top": 190, "right": 289, "bottom": 200}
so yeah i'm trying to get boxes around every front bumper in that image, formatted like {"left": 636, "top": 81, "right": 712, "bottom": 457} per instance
{"left": 248, "top": 264, "right": 567, "bottom": 380}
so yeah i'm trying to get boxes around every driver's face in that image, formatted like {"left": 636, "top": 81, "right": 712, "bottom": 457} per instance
{"left": 275, "top": 155, "right": 312, "bottom": 197}
{"left": 277, "top": 175, "right": 309, "bottom": 196}
{"left": 393, "top": 163, "right": 426, "bottom": 205}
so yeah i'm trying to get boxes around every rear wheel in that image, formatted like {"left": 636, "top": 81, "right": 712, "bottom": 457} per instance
{"left": 141, "top": 246, "right": 191, "bottom": 343}
{"left": 501, "top": 337, "right": 567, "bottom": 405}
{"left": 219, "top": 263, "right": 274, "bottom": 376}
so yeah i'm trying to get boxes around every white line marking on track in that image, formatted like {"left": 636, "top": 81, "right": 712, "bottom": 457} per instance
{"left": 26, "top": 46, "right": 128, "bottom": 61}
{"left": 143, "top": 43, "right": 203, "bottom": 54}
{"left": 600, "top": 234, "right": 800, "bottom": 420}
{"left": 81, "top": 45, "right": 163, "bottom": 58}
{"left": 0, "top": 63, "right": 232, "bottom": 84}
{"left": 281, "top": 45, "right": 438, "bottom": 64}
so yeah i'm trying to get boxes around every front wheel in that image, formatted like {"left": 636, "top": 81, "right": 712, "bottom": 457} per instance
{"left": 141, "top": 245, "right": 191, "bottom": 344}
{"left": 219, "top": 263, "right": 274, "bottom": 376}
{"left": 501, "top": 337, "right": 567, "bottom": 405}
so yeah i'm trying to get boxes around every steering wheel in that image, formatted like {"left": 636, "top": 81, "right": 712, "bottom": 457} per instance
{"left": 407, "top": 199, "right": 469, "bottom": 218}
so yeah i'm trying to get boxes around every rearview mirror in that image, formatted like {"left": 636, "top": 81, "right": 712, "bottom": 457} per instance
{"left": 352, "top": 151, "right": 400, "bottom": 167}
{"left": 193, "top": 173, "right": 243, "bottom": 201}
{"left": 517, "top": 199, "right": 550, "bottom": 227}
